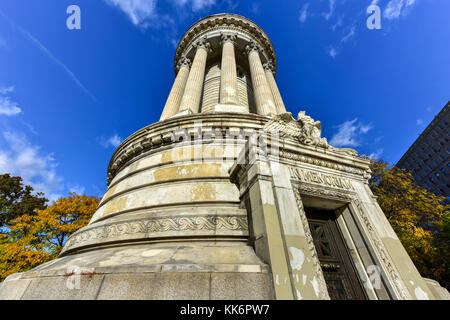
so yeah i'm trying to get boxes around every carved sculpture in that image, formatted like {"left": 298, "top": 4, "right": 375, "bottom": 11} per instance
{"left": 264, "top": 111, "right": 358, "bottom": 156}
{"left": 297, "top": 111, "right": 329, "bottom": 148}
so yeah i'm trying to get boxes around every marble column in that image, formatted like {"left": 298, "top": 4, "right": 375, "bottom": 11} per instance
{"left": 178, "top": 38, "right": 210, "bottom": 114}
{"left": 264, "top": 60, "right": 287, "bottom": 114}
{"left": 245, "top": 42, "right": 277, "bottom": 116}
{"left": 220, "top": 33, "right": 239, "bottom": 105}
{"left": 160, "top": 57, "right": 191, "bottom": 121}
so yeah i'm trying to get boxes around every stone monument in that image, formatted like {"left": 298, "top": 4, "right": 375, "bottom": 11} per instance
{"left": 0, "top": 13, "right": 447, "bottom": 300}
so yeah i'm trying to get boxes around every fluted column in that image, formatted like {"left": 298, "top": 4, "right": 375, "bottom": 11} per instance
{"left": 160, "top": 57, "right": 191, "bottom": 121}
{"left": 264, "top": 60, "right": 287, "bottom": 114}
{"left": 245, "top": 42, "right": 277, "bottom": 116}
{"left": 220, "top": 33, "right": 239, "bottom": 105}
{"left": 178, "top": 38, "right": 210, "bottom": 114}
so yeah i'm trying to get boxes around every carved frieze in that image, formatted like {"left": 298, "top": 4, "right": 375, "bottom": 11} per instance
{"left": 62, "top": 215, "right": 248, "bottom": 254}
{"left": 352, "top": 200, "right": 412, "bottom": 299}
{"left": 289, "top": 167, "right": 355, "bottom": 191}
{"left": 293, "top": 190, "right": 331, "bottom": 300}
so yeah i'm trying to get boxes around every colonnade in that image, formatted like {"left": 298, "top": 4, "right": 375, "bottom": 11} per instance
{"left": 160, "top": 35, "right": 287, "bottom": 121}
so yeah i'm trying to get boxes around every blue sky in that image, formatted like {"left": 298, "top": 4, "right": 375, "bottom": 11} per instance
{"left": 0, "top": 0, "right": 448, "bottom": 201}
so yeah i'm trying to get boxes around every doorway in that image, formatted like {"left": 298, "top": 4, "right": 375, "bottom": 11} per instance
{"left": 305, "top": 207, "right": 367, "bottom": 300}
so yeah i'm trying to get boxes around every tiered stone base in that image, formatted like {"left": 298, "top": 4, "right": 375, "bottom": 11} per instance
{"left": 0, "top": 242, "right": 274, "bottom": 300}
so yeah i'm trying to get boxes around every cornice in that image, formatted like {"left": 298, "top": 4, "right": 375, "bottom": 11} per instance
{"left": 173, "top": 13, "right": 277, "bottom": 76}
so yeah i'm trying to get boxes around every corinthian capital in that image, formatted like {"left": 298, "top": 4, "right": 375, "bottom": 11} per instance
{"left": 263, "top": 60, "right": 275, "bottom": 73}
{"left": 176, "top": 56, "right": 191, "bottom": 71}
{"left": 194, "top": 37, "right": 212, "bottom": 51}
{"left": 220, "top": 32, "right": 237, "bottom": 45}
{"left": 244, "top": 41, "right": 261, "bottom": 55}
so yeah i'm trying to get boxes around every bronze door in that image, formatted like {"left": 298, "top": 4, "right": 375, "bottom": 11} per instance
{"left": 305, "top": 208, "right": 366, "bottom": 300}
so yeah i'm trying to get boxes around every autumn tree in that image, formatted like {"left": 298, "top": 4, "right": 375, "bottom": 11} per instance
{"left": 0, "top": 192, "right": 99, "bottom": 281}
{"left": 0, "top": 174, "right": 47, "bottom": 229}
{"left": 369, "top": 159, "right": 449, "bottom": 288}
{"left": 33, "top": 193, "right": 99, "bottom": 254}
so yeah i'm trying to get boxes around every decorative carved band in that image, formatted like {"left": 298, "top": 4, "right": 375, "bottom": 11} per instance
{"left": 281, "top": 151, "right": 368, "bottom": 178}
{"left": 352, "top": 200, "right": 412, "bottom": 299}
{"left": 293, "top": 188, "right": 331, "bottom": 300}
{"left": 61, "top": 215, "right": 248, "bottom": 254}
{"left": 297, "top": 183, "right": 354, "bottom": 202}
{"left": 290, "top": 167, "right": 355, "bottom": 191}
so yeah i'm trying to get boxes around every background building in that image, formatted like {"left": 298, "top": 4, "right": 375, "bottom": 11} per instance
{"left": 397, "top": 102, "right": 450, "bottom": 199}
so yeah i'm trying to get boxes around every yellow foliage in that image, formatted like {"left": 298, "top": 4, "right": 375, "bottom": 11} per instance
{"left": 369, "top": 160, "right": 449, "bottom": 288}
{"left": 0, "top": 193, "right": 99, "bottom": 281}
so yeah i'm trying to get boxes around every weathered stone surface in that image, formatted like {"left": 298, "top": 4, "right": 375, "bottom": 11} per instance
{"left": 0, "top": 13, "right": 440, "bottom": 301}
{"left": 0, "top": 276, "right": 31, "bottom": 300}
{"left": 20, "top": 275, "right": 104, "bottom": 300}
{"left": 210, "top": 273, "right": 274, "bottom": 299}
{"left": 423, "top": 278, "right": 450, "bottom": 300}
{"left": 98, "top": 273, "right": 211, "bottom": 300}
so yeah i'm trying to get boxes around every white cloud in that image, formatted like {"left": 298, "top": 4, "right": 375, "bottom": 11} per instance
{"left": 299, "top": 3, "right": 310, "bottom": 23}
{"left": 0, "top": 131, "right": 63, "bottom": 201}
{"left": 0, "top": 86, "right": 14, "bottom": 95}
{"left": 174, "top": 0, "right": 216, "bottom": 12}
{"left": 341, "top": 25, "right": 356, "bottom": 43}
{"left": 359, "top": 123, "right": 373, "bottom": 134}
{"left": 69, "top": 184, "right": 86, "bottom": 195}
{"left": 368, "top": 148, "right": 384, "bottom": 160}
{"left": 416, "top": 118, "right": 423, "bottom": 125}
{"left": 330, "top": 16, "right": 343, "bottom": 31}
{"left": 99, "top": 133, "right": 122, "bottom": 148}
{"left": 329, "top": 118, "right": 373, "bottom": 147}
{"left": 104, "top": 0, "right": 158, "bottom": 26}
{"left": 0, "top": 86, "right": 22, "bottom": 116}
{"left": 384, "top": 0, "right": 417, "bottom": 20}
{"left": 103, "top": 0, "right": 216, "bottom": 28}
{"left": 323, "top": 0, "right": 336, "bottom": 20}
{"left": 328, "top": 46, "right": 339, "bottom": 58}
{"left": 251, "top": 3, "right": 260, "bottom": 15}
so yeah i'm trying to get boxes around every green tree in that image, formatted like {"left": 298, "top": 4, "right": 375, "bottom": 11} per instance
{"left": 369, "top": 159, "right": 450, "bottom": 288}
{"left": 0, "top": 174, "right": 47, "bottom": 229}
